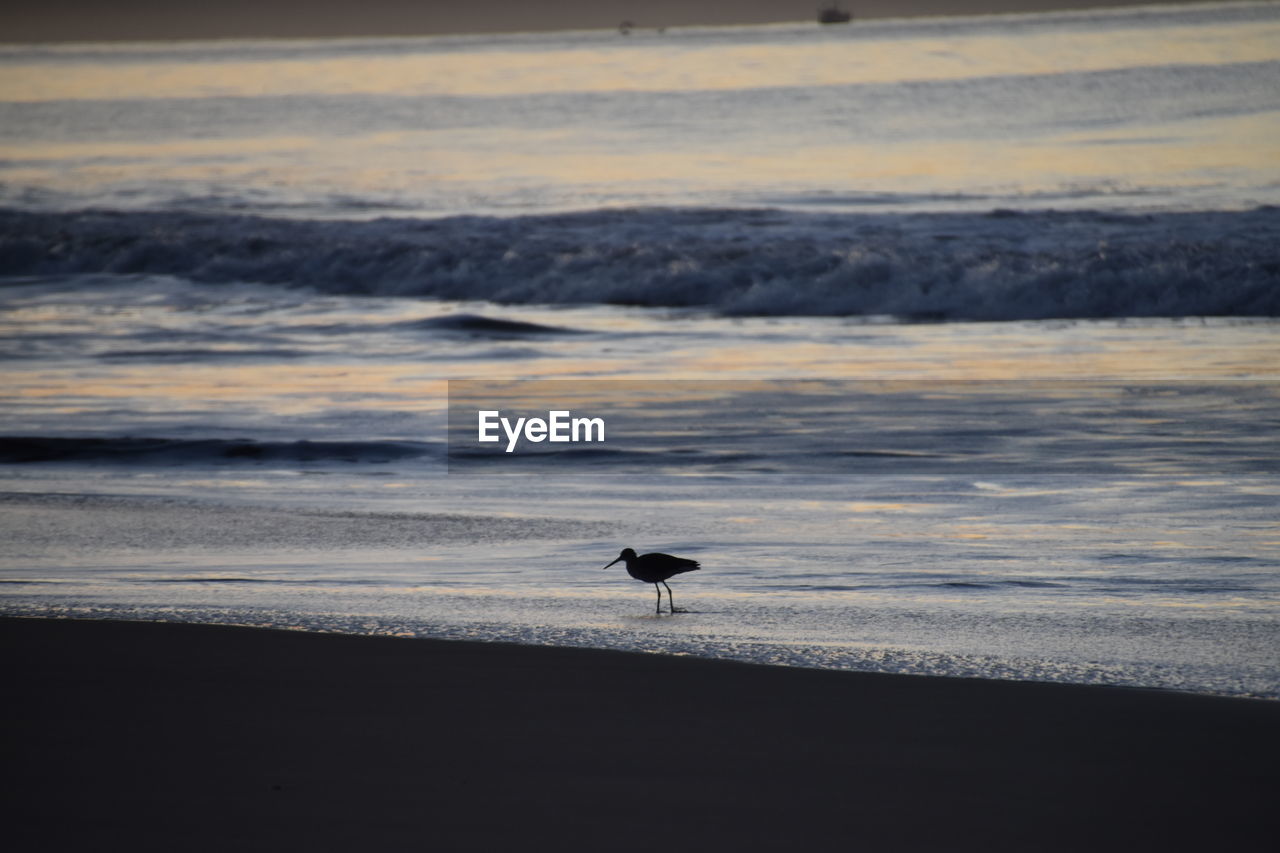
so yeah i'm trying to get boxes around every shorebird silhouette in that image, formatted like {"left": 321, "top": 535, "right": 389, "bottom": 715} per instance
{"left": 603, "top": 547, "right": 700, "bottom": 614}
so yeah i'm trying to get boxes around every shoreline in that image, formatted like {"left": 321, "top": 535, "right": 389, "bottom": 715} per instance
{"left": 4, "top": 615, "right": 1276, "bottom": 849}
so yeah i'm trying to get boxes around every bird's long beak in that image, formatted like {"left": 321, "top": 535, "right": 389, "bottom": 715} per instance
{"left": 603, "top": 557, "right": 622, "bottom": 570}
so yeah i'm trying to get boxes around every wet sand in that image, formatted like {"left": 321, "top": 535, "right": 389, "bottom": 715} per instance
{"left": 3, "top": 616, "right": 1276, "bottom": 851}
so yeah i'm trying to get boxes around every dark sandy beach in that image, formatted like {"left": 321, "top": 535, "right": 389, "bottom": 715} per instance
{"left": 3, "top": 617, "right": 1276, "bottom": 851}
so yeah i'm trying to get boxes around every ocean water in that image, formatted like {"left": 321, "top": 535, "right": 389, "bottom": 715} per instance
{"left": 2, "top": 2, "right": 1278, "bottom": 698}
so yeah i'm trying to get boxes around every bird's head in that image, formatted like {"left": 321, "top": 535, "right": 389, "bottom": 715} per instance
{"left": 603, "top": 547, "right": 637, "bottom": 569}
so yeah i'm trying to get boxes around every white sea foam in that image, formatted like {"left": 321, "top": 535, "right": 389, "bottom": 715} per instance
{"left": 3, "top": 206, "right": 1277, "bottom": 320}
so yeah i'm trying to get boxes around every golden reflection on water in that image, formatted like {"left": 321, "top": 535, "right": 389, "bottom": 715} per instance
{"left": 3, "top": 19, "right": 1277, "bottom": 103}
{"left": 4, "top": 14, "right": 1276, "bottom": 216}
{"left": 4, "top": 318, "right": 1276, "bottom": 428}
{"left": 846, "top": 502, "right": 923, "bottom": 513}
{"left": 676, "top": 322, "right": 1280, "bottom": 380}
{"left": 12, "top": 119, "right": 1273, "bottom": 218}
{"left": 7, "top": 364, "right": 447, "bottom": 414}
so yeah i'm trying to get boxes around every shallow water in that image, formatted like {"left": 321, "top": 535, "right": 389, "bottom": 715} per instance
{"left": 2, "top": 286, "right": 1277, "bottom": 697}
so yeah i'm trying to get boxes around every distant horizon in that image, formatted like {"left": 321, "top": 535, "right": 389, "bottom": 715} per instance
{"left": 2, "top": 0, "right": 1234, "bottom": 44}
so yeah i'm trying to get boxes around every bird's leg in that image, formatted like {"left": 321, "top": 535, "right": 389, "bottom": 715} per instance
{"left": 664, "top": 581, "right": 686, "bottom": 614}
{"left": 654, "top": 583, "right": 662, "bottom": 615}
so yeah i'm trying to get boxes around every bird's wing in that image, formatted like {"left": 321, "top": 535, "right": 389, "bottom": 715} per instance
{"left": 670, "top": 556, "right": 701, "bottom": 573}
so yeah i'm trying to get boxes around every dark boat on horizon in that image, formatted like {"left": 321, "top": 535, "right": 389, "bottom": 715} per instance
{"left": 818, "top": 4, "right": 853, "bottom": 24}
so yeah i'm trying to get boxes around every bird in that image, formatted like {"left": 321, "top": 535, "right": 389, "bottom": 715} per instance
{"left": 603, "top": 547, "right": 700, "bottom": 614}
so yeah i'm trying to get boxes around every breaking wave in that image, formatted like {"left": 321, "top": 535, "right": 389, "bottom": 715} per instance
{"left": 2, "top": 206, "right": 1277, "bottom": 321}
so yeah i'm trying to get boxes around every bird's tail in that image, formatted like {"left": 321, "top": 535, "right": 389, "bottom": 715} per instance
{"left": 674, "top": 559, "right": 700, "bottom": 574}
